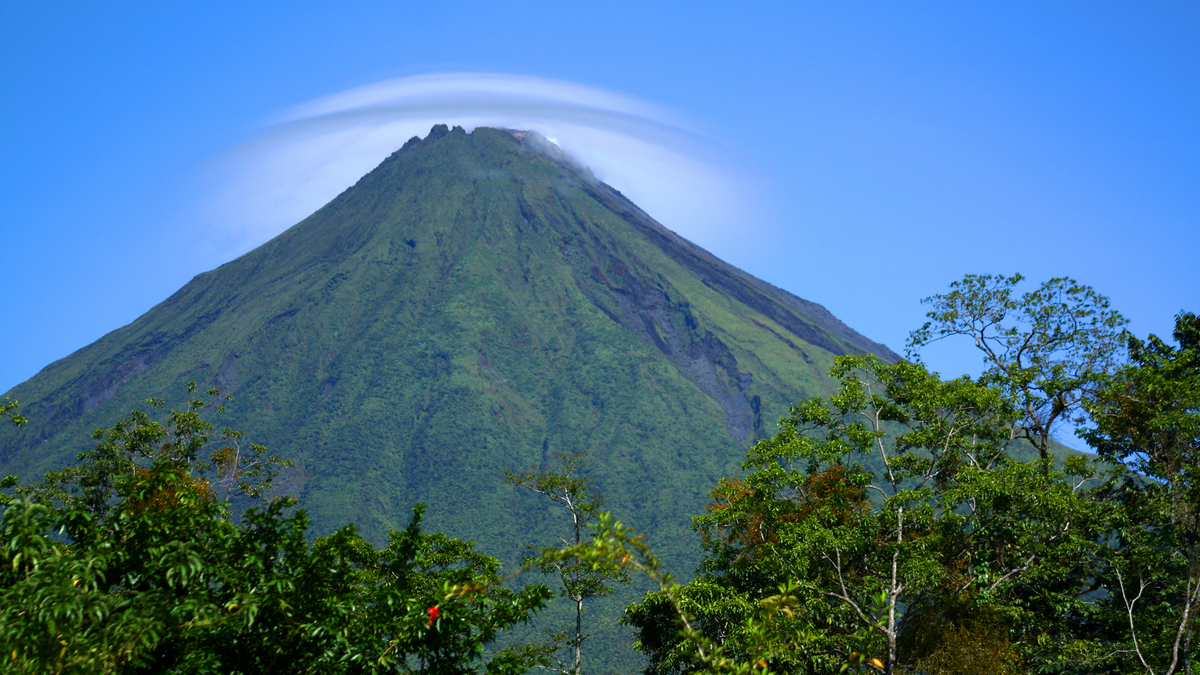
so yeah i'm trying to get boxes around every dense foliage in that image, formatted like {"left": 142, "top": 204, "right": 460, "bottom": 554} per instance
{"left": 610, "top": 285, "right": 1197, "bottom": 675}
{"left": 506, "top": 453, "right": 629, "bottom": 675}
{"left": 620, "top": 356, "right": 1102, "bottom": 674}
{"left": 0, "top": 388, "right": 551, "bottom": 674}
{"left": 3, "top": 276, "right": 1196, "bottom": 674}
{"left": 1082, "top": 311, "right": 1200, "bottom": 675}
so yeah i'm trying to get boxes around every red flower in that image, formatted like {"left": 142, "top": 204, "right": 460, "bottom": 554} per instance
{"left": 427, "top": 605, "right": 440, "bottom": 627}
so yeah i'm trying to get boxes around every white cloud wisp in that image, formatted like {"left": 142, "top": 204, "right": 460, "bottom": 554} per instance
{"left": 197, "top": 73, "right": 761, "bottom": 256}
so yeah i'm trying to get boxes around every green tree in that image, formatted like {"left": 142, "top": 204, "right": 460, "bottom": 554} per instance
{"left": 0, "top": 399, "right": 26, "bottom": 506}
{"left": 906, "top": 274, "right": 1128, "bottom": 460}
{"left": 506, "top": 453, "right": 627, "bottom": 675}
{"left": 609, "top": 284, "right": 1195, "bottom": 674}
{"left": 1082, "top": 311, "right": 1200, "bottom": 675}
{"left": 621, "top": 355, "right": 1114, "bottom": 674}
{"left": 0, "top": 389, "right": 553, "bottom": 674}
{"left": 0, "top": 397, "right": 26, "bottom": 428}
{"left": 19, "top": 384, "right": 290, "bottom": 521}
{"left": 560, "top": 512, "right": 818, "bottom": 675}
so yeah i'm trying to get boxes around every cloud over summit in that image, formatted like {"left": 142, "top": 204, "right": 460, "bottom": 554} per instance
{"left": 199, "top": 73, "right": 758, "bottom": 255}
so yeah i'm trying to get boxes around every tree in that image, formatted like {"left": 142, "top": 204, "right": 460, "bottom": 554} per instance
{"left": 20, "top": 383, "right": 291, "bottom": 518}
{"left": 906, "top": 274, "right": 1128, "bottom": 460}
{"left": 622, "top": 356, "right": 1104, "bottom": 674}
{"left": 1082, "top": 311, "right": 1200, "bottom": 675}
{"left": 561, "top": 512, "right": 819, "bottom": 675}
{"left": 619, "top": 354, "right": 1124, "bottom": 674}
{"left": 607, "top": 283, "right": 1192, "bottom": 674}
{"left": 1, "top": 388, "right": 553, "bottom": 674}
{"left": 506, "top": 453, "right": 627, "bottom": 675}
{"left": 0, "top": 397, "right": 26, "bottom": 428}
{"left": 0, "top": 399, "right": 26, "bottom": 506}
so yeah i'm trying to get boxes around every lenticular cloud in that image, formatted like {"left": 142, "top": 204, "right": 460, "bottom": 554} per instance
{"left": 200, "top": 73, "right": 754, "bottom": 255}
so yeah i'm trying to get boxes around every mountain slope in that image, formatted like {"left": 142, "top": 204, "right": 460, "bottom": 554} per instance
{"left": 2, "top": 125, "right": 897, "bottom": 572}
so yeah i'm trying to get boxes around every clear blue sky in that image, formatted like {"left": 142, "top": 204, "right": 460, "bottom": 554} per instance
{"left": 3, "top": 2, "right": 1197, "bottom": 423}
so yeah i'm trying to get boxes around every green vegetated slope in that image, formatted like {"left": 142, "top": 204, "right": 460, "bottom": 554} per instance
{"left": 2, "top": 125, "right": 898, "bottom": 576}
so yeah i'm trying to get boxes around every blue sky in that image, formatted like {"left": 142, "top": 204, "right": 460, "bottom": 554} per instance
{"left": 2, "top": 2, "right": 1197, "bottom": 441}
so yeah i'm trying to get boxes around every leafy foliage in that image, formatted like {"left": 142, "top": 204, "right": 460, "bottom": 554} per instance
{"left": 506, "top": 453, "right": 628, "bottom": 675}
{"left": 0, "top": 397, "right": 26, "bottom": 428}
{"left": 606, "top": 288, "right": 1196, "bottom": 675}
{"left": 18, "top": 384, "right": 290, "bottom": 520}
{"left": 0, "top": 391, "right": 552, "bottom": 674}
{"left": 621, "top": 355, "right": 1109, "bottom": 674}
{"left": 1080, "top": 311, "right": 1200, "bottom": 674}
{"left": 907, "top": 273, "right": 1128, "bottom": 459}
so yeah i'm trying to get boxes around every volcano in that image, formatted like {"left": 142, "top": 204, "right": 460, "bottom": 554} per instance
{"left": 2, "top": 125, "right": 897, "bottom": 570}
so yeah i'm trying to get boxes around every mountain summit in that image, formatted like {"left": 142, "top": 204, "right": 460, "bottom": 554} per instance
{"left": 3, "top": 125, "right": 896, "bottom": 566}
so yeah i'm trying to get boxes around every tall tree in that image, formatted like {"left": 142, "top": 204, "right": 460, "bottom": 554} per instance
{"left": 906, "top": 274, "right": 1127, "bottom": 459}
{"left": 507, "top": 453, "right": 626, "bottom": 675}
{"left": 1083, "top": 311, "right": 1200, "bottom": 675}
{"left": 623, "top": 356, "right": 1098, "bottom": 674}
